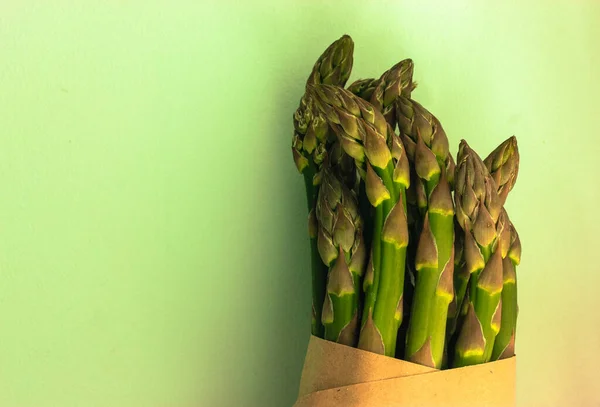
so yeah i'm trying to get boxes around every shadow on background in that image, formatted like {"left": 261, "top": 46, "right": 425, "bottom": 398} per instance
{"left": 242, "top": 28, "right": 342, "bottom": 407}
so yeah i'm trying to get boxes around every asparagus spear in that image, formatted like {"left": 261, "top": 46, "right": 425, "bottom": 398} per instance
{"left": 447, "top": 136, "right": 520, "bottom": 360}
{"left": 491, "top": 219, "right": 521, "bottom": 360}
{"left": 483, "top": 136, "right": 519, "bottom": 206}
{"left": 395, "top": 97, "right": 454, "bottom": 369}
{"left": 316, "top": 165, "right": 367, "bottom": 346}
{"left": 309, "top": 84, "right": 410, "bottom": 357}
{"left": 292, "top": 35, "right": 354, "bottom": 337}
{"left": 483, "top": 136, "right": 520, "bottom": 360}
{"left": 452, "top": 141, "right": 511, "bottom": 367}
{"left": 348, "top": 59, "right": 417, "bottom": 357}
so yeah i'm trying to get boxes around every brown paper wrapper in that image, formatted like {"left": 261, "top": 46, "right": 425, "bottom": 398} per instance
{"left": 294, "top": 335, "right": 515, "bottom": 407}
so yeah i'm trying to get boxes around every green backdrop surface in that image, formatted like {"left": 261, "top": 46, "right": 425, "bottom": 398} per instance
{"left": 1, "top": 1, "right": 599, "bottom": 406}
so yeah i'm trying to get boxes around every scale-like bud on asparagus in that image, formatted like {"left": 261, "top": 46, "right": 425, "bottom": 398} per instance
{"left": 291, "top": 35, "right": 355, "bottom": 338}
{"left": 348, "top": 78, "right": 380, "bottom": 102}
{"left": 306, "top": 36, "right": 355, "bottom": 87}
{"left": 396, "top": 97, "right": 452, "bottom": 206}
{"left": 484, "top": 136, "right": 519, "bottom": 205}
{"left": 310, "top": 84, "right": 410, "bottom": 357}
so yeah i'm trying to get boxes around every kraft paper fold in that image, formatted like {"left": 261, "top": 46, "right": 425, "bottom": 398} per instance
{"left": 294, "top": 335, "right": 515, "bottom": 407}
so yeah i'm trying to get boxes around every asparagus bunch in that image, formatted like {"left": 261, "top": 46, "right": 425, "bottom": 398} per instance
{"left": 291, "top": 34, "right": 524, "bottom": 370}
{"left": 292, "top": 35, "right": 354, "bottom": 338}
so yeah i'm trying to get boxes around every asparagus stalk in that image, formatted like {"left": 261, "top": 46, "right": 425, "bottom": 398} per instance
{"left": 395, "top": 97, "right": 454, "bottom": 369}
{"left": 292, "top": 35, "right": 354, "bottom": 337}
{"left": 316, "top": 165, "right": 367, "bottom": 345}
{"left": 449, "top": 134, "right": 519, "bottom": 364}
{"left": 483, "top": 135, "right": 520, "bottom": 360}
{"left": 452, "top": 141, "right": 511, "bottom": 367}
{"left": 491, "top": 219, "right": 521, "bottom": 360}
{"left": 442, "top": 155, "right": 458, "bottom": 370}
{"left": 446, "top": 221, "right": 468, "bottom": 335}
{"left": 348, "top": 59, "right": 417, "bottom": 357}
{"left": 438, "top": 158, "right": 457, "bottom": 370}
{"left": 309, "top": 84, "right": 410, "bottom": 357}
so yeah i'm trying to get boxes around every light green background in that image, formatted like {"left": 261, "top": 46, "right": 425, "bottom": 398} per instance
{"left": 1, "top": 1, "right": 599, "bottom": 406}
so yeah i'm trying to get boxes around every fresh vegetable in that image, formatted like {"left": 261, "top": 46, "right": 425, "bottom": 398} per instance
{"left": 291, "top": 35, "right": 523, "bottom": 370}
{"left": 292, "top": 35, "right": 355, "bottom": 337}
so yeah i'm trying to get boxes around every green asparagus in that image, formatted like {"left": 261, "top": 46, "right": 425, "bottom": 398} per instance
{"left": 395, "top": 97, "right": 454, "bottom": 369}
{"left": 309, "top": 84, "right": 410, "bottom": 357}
{"left": 491, "top": 218, "right": 521, "bottom": 360}
{"left": 348, "top": 59, "right": 416, "bottom": 358}
{"left": 289, "top": 37, "right": 524, "bottom": 372}
{"left": 452, "top": 141, "right": 511, "bottom": 367}
{"left": 316, "top": 164, "right": 367, "bottom": 345}
{"left": 292, "top": 35, "right": 354, "bottom": 337}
